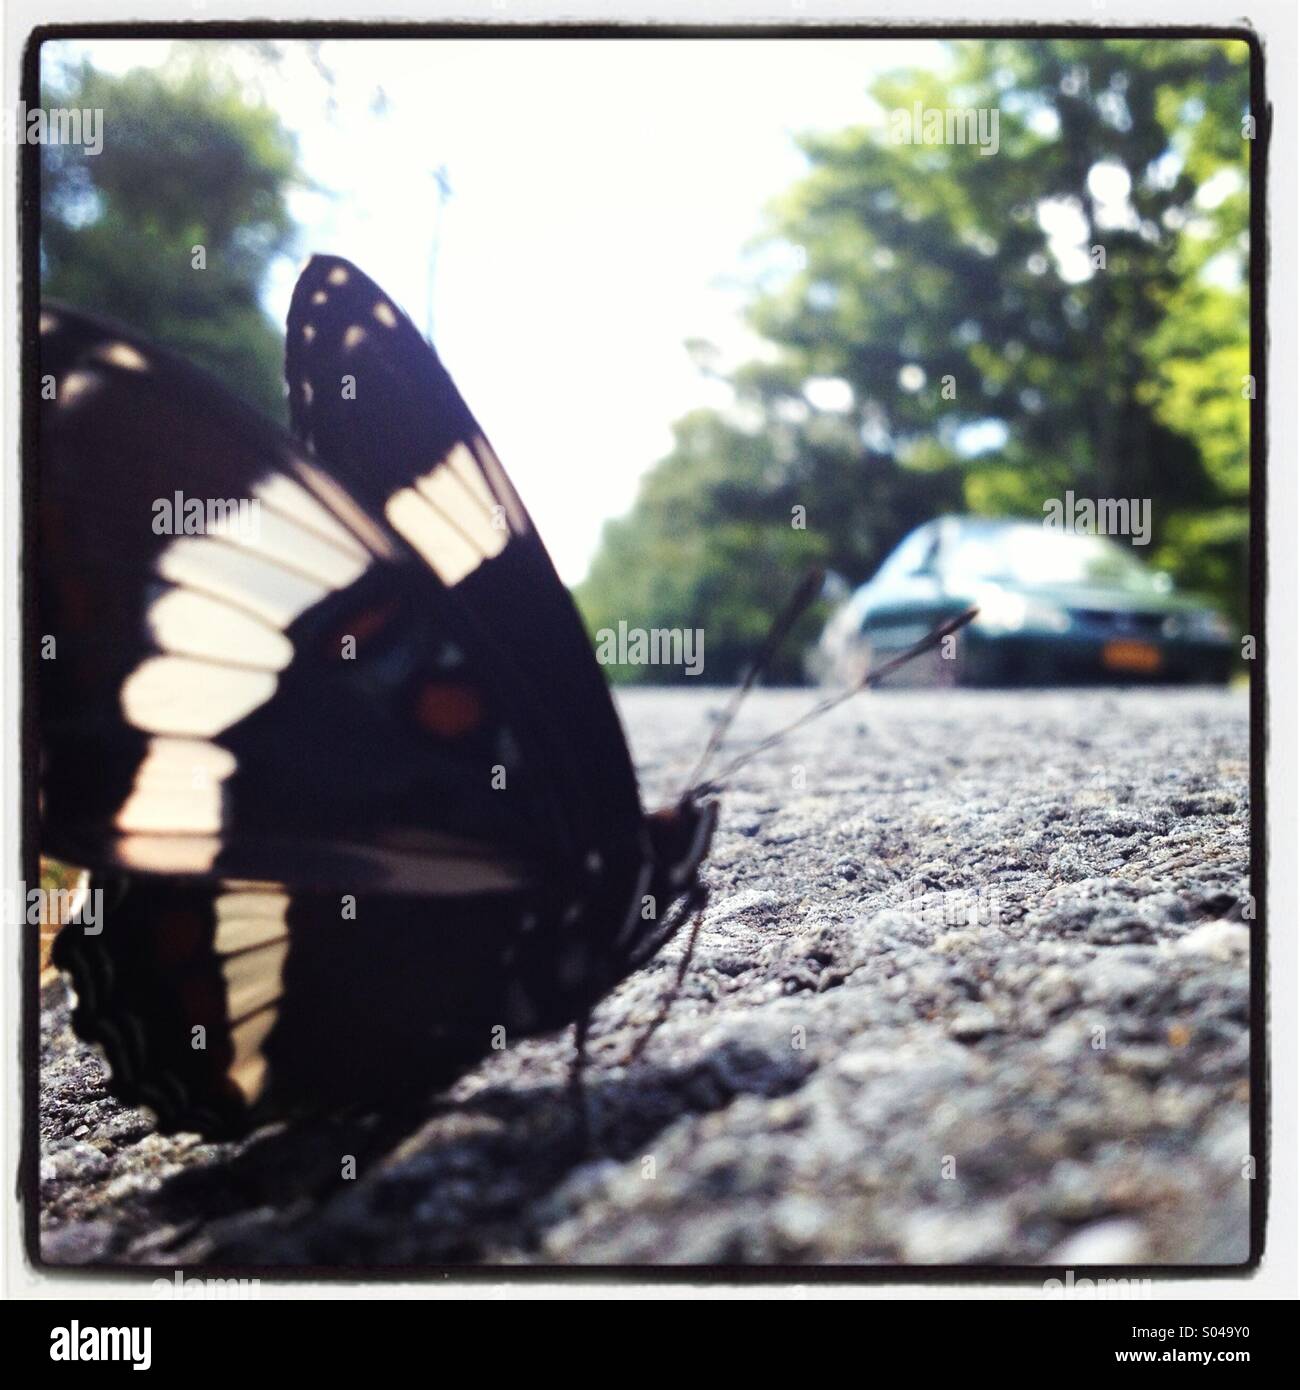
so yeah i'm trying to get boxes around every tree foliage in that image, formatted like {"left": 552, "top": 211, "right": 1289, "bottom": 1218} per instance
{"left": 41, "top": 54, "right": 301, "bottom": 418}
{"left": 577, "top": 38, "right": 1251, "bottom": 681}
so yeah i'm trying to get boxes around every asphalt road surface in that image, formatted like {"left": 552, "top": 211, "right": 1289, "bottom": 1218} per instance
{"left": 38, "top": 687, "right": 1253, "bottom": 1270}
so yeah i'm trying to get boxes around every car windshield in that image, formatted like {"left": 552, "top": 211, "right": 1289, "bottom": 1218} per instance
{"left": 947, "top": 526, "right": 1166, "bottom": 592}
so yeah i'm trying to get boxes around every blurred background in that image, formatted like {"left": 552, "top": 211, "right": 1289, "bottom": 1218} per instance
{"left": 40, "top": 36, "right": 1251, "bottom": 684}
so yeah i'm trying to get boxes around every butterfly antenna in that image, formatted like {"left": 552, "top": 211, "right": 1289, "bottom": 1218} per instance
{"left": 680, "top": 567, "right": 826, "bottom": 797}
{"left": 692, "top": 606, "right": 979, "bottom": 796}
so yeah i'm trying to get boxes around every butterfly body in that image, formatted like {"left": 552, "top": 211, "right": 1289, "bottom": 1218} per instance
{"left": 40, "top": 258, "right": 716, "bottom": 1137}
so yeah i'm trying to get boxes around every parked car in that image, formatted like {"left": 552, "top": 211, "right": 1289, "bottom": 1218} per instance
{"left": 811, "top": 517, "right": 1236, "bottom": 687}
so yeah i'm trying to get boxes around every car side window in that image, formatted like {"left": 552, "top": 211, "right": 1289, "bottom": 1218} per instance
{"left": 876, "top": 528, "right": 934, "bottom": 585}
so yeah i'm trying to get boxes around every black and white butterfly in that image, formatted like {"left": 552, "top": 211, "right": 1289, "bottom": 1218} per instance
{"left": 41, "top": 256, "right": 970, "bottom": 1139}
{"left": 40, "top": 256, "right": 719, "bottom": 1137}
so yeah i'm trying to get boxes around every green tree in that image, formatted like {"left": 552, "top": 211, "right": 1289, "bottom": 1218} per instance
{"left": 579, "top": 37, "right": 1251, "bottom": 677}
{"left": 41, "top": 53, "right": 301, "bottom": 417}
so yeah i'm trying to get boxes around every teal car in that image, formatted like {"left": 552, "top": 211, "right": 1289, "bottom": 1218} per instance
{"left": 813, "top": 517, "right": 1236, "bottom": 687}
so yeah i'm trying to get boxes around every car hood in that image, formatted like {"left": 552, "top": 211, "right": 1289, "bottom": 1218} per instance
{"left": 950, "top": 579, "right": 1212, "bottom": 615}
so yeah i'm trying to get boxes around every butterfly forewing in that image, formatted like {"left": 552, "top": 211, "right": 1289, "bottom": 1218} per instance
{"left": 38, "top": 305, "right": 564, "bottom": 890}
{"left": 285, "top": 256, "right": 645, "bottom": 876}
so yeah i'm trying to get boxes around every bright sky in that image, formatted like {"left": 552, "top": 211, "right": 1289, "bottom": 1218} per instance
{"left": 50, "top": 37, "right": 947, "bottom": 582}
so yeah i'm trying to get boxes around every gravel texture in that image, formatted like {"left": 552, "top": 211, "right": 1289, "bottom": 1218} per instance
{"left": 37, "top": 688, "right": 1254, "bottom": 1270}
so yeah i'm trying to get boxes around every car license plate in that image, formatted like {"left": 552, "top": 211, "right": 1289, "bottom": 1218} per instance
{"left": 1102, "top": 639, "right": 1162, "bottom": 673}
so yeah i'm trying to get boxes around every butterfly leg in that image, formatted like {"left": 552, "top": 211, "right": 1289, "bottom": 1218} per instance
{"left": 568, "top": 1008, "right": 593, "bottom": 1150}
{"left": 622, "top": 884, "right": 710, "bottom": 1067}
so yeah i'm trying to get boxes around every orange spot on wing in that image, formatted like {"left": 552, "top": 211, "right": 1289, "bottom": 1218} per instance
{"left": 327, "top": 601, "right": 398, "bottom": 656}
{"left": 415, "top": 682, "right": 483, "bottom": 737}
{"left": 347, "top": 604, "right": 395, "bottom": 642}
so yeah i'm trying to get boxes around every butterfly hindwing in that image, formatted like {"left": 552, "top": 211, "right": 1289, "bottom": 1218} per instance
{"left": 52, "top": 867, "right": 659, "bottom": 1137}
{"left": 51, "top": 876, "right": 289, "bottom": 1137}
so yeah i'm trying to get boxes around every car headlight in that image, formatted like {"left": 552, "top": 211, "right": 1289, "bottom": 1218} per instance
{"left": 1181, "top": 610, "right": 1233, "bottom": 642}
{"left": 972, "top": 586, "right": 1070, "bottom": 634}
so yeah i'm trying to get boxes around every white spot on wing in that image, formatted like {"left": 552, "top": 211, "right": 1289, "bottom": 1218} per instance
{"left": 59, "top": 370, "right": 99, "bottom": 406}
{"left": 121, "top": 656, "right": 277, "bottom": 737}
{"left": 327, "top": 265, "right": 350, "bottom": 285}
{"left": 472, "top": 436, "right": 529, "bottom": 533}
{"left": 222, "top": 937, "right": 289, "bottom": 1020}
{"left": 115, "top": 738, "right": 237, "bottom": 834}
{"left": 227, "top": 502, "right": 368, "bottom": 591}
{"left": 96, "top": 341, "right": 149, "bottom": 372}
{"left": 127, "top": 478, "right": 376, "bottom": 742}
{"left": 213, "top": 889, "right": 291, "bottom": 953}
{"left": 290, "top": 457, "right": 397, "bottom": 560}
{"left": 229, "top": 1015, "right": 277, "bottom": 1102}
{"left": 254, "top": 472, "right": 371, "bottom": 562}
{"left": 157, "top": 538, "right": 332, "bottom": 629}
{"left": 343, "top": 325, "right": 368, "bottom": 350}
{"left": 373, "top": 301, "right": 398, "bottom": 328}
{"left": 222, "top": 915, "right": 288, "bottom": 1101}
{"left": 383, "top": 442, "right": 509, "bottom": 585}
{"left": 146, "top": 588, "right": 294, "bottom": 671}
{"left": 117, "top": 833, "right": 222, "bottom": 873}
{"left": 386, "top": 488, "right": 479, "bottom": 584}
{"left": 445, "top": 442, "right": 499, "bottom": 518}
{"left": 40, "top": 311, "right": 59, "bottom": 334}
